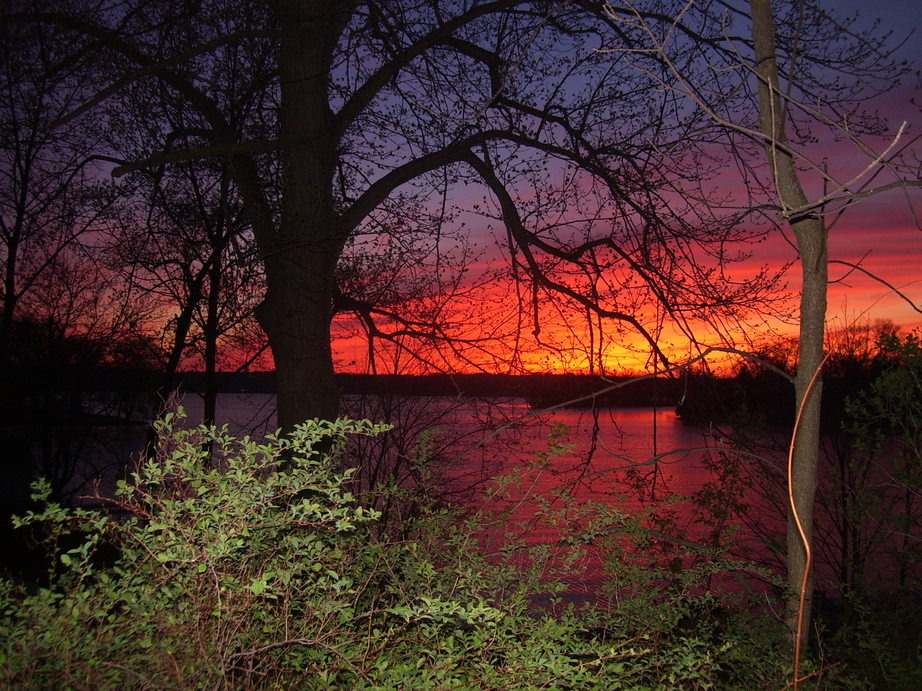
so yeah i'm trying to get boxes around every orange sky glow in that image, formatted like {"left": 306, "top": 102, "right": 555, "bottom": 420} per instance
{"left": 325, "top": 2, "right": 922, "bottom": 378}
{"left": 327, "top": 53, "right": 922, "bottom": 377}
{"left": 328, "top": 190, "right": 921, "bottom": 377}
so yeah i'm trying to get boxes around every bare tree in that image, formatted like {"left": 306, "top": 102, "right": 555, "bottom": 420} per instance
{"left": 3, "top": 0, "right": 786, "bottom": 431}
{"left": 106, "top": 157, "right": 264, "bottom": 426}
{"left": 0, "top": 12, "right": 121, "bottom": 366}
{"left": 1, "top": 9, "right": 166, "bottom": 502}
{"left": 601, "top": 0, "right": 921, "bottom": 648}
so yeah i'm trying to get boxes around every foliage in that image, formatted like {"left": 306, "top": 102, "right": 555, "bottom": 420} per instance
{"left": 846, "top": 330, "right": 922, "bottom": 486}
{"left": 816, "top": 591, "right": 922, "bottom": 689}
{"left": 0, "top": 412, "right": 799, "bottom": 689}
{"left": 833, "top": 330, "right": 922, "bottom": 593}
{"left": 792, "top": 330, "right": 922, "bottom": 686}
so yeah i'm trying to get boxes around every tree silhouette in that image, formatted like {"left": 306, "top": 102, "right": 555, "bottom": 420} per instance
{"left": 0, "top": 13, "right": 126, "bottom": 366}
{"left": 4, "top": 0, "right": 780, "bottom": 430}
{"left": 601, "top": 0, "right": 921, "bottom": 651}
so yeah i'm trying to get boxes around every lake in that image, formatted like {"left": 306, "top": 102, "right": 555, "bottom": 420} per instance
{"left": 176, "top": 393, "right": 782, "bottom": 599}
{"left": 175, "top": 394, "right": 717, "bottom": 503}
{"left": 6, "top": 390, "right": 911, "bottom": 601}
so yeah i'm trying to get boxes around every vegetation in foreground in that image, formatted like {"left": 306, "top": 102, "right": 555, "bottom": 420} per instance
{"left": 0, "top": 413, "right": 918, "bottom": 689}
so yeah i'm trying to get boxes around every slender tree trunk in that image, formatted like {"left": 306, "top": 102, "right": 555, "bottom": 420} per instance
{"left": 751, "top": 0, "right": 828, "bottom": 637}
{"left": 788, "top": 216, "right": 826, "bottom": 633}
{"left": 203, "top": 167, "right": 234, "bottom": 430}
{"left": 0, "top": 234, "right": 20, "bottom": 366}
{"left": 203, "top": 249, "right": 221, "bottom": 429}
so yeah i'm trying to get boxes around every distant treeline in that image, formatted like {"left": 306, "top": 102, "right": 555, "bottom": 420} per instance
{"left": 2, "top": 363, "right": 885, "bottom": 431}
{"left": 3, "top": 367, "right": 689, "bottom": 407}
{"left": 171, "top": 371, "right": 683, "bottom": 408}
{"left": 169, "top": 370, "right": 805, "bottom": 425}
{"left": 173, "top": 368, "right": 884, "bottom": 429}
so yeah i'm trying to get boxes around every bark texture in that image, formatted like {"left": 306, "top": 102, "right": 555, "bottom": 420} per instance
{"left": 258, "top": 1, "right": 357, "bottom": 428}
{"left": 751, "top": 0, "right": 828, "bottom": 638}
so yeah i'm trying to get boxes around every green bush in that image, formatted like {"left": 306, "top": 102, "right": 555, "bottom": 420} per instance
{"left": 1, "top": 412, "right": 791, "bottom": 689}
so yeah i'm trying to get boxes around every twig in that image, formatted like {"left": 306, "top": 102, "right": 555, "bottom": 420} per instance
{"left": 788, "top": 353, "right": 828, "bottom": 689}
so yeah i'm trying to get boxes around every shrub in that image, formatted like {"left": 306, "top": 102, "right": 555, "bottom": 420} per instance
{"left": 1, "top": 412, "right": 790, "bottom": 689}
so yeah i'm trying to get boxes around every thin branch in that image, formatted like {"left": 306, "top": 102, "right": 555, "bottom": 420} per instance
{"left": 111, "top": 140, "right": 277, "bottom": 177}
{"left": 829, "top": 259, "right": 922, "bottom": 315}
{"left": 788, "top": 353, "right": 828, "bottom": 690}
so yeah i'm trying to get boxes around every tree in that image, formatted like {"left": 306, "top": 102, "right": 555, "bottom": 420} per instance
{"left": 4, "top": 0, "right": 785, "bottom": 432}
{"left": 1, "top": 11, "right": 164, "bottom": 501}
{"left": 751, "top": 0, "right": 831, "bottom": 642}
{"left": 601, "top": 0, "right": 921, "bottom": 647}
{"left": 844, "top": 330, "right": 922, "bottom": 590}
{"left": 0, "top": 11, "right": 119, "bottom": 366}
{"left": 86, "top": 0, "right": 276, "bottom": 426}
{"left": 750, "top": 0, "right": 919, "bottom": 650}
{"left": 1, "top": 247, "right": 164, "bottom": 504}
{"left": 106, "top": 155, "right": 265, "bottom": 426}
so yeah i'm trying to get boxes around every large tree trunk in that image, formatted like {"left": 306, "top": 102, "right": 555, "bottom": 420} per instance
{"left": 260, "top": 1, "right": 354, "bottom": 429}
{"left": 259, "top": 250, "right": 341, "bottom": 430}
{"left": 750, "top": 0, "right": 828, "bottom": 638}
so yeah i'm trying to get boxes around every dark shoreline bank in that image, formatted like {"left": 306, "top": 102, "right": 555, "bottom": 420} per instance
{"left": 182, "top": 371, "right": 689, "bottom": 409}
{"left": 2, "top": 364, "right": 874, "bottom": 427}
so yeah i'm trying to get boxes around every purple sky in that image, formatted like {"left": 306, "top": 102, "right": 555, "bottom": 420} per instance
{"left": 332, "top": 1, "right": 922, "bottom": 374}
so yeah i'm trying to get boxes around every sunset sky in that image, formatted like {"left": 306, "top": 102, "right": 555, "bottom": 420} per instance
{"left": 816, "top": 0, "right": 922, "bottom": 336}
{"left": 331, "top": 184, "right": 922, "bottom": 375}
{"left": 330, "top": 2, "right": 922, "bottom": 377}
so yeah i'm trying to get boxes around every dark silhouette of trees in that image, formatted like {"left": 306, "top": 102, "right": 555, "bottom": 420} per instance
{"left": 0, "top": 7, "right": 169, "bottom": 508}
{"left": 84, "top": 0, "right": 277, "bottom": 425}
{"left": 839, "top": 329, "right": 922, "bottom": 592}
{"left": 3, "top": 0, "right": 783, "bottom": 431}
{"left": 0, "top": 11, "right": 125, "bottom": 366}
{"left": 106, "top": 154, "right": 264, "bottom": 426}
{"left": 599, "top": 0, "right": 921, "bottom": 647}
